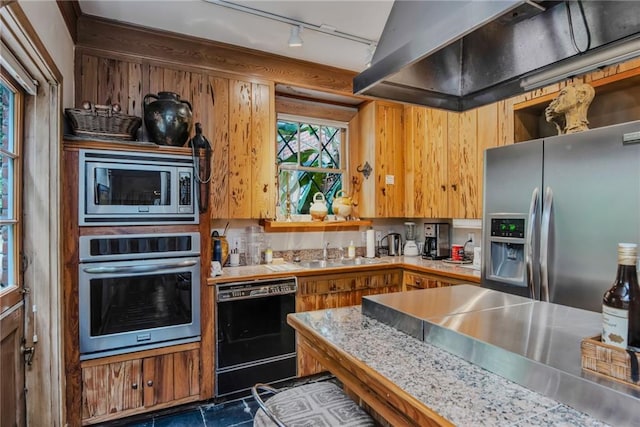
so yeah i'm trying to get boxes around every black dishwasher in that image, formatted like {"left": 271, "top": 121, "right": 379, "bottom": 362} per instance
{"left": 215, "top": 277, "right": 297, "bottom": 397}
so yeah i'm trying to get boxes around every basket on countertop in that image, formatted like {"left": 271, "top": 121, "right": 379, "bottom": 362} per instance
{"left": 581, "top": 335, "right": 640, "bottom": 388}
{"left": 65, "top": 101, "right": 142, "bottom": 140}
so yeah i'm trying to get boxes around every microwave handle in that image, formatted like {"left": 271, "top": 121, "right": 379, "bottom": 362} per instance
{"left": 82, "top": 259, "right": 198, "bottom": 274}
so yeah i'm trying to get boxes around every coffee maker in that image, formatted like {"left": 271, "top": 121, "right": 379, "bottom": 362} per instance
{"left": 422, "top": 223, "right": 450, "bottom": 260}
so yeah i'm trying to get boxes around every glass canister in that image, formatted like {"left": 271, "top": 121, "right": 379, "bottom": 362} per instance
{"left": 245, "top": 225, "right": 264, "bottom": 265}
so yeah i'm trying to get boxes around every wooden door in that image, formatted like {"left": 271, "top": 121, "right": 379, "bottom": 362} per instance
{"left": 447, "top": 110, "right": 479, "bottom": 219}
{"left": 1, "top": 304, "right": 25, "bottom": 427}
{"left": 375, "top": 102, "right": 404, "bottom": 217}
{"left": 404, "top": 106, "right": 448, "bottom": 218}
{"left": 142, "top": 348, "right": 199, "bottom": 408}
{"left": 81, "top": 359, "right": 143, "bottom": 420}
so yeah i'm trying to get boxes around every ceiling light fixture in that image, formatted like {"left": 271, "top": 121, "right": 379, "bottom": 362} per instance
{"left": 288, "top": 25, "right": 303, "bottom": 48}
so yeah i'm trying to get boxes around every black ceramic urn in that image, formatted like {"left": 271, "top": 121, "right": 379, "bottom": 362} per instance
{"left": 143, "top": 92, "right": 193, "bottom": 146}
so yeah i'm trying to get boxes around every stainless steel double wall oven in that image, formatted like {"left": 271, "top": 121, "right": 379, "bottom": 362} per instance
{"left": 77, "top": 148, "right": 201, "bottom": 360}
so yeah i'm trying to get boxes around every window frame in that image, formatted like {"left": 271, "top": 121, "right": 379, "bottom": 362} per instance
{"left": 276, "top": 113, "right": 348, "bottom": 216}
{"left": 0, "top": 68, "right": 24, "bottom": 314}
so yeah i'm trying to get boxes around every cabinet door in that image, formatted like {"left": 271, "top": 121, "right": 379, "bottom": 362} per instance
{"left": 375, "top": 102, "right": 405, "bottom": 217}
{"left": 448, "top": 110, "right": 479, "bottom": 219}
{"left": 143, "top": 349, "right": 200, "bottom": 407}
{"left": 82, "top": 359, "right": 143, "bottom": 420}
{"left": 402, "top": 271, "right": 465, "bottom": 291}
{"left": 227, "top": 80, "right": 275, "bottom": 219}
{"left": 404, "top": 106, "right": 448, "bottom": 218}
{"left": 354, "top": 101, "right": 404, "bottom": 218}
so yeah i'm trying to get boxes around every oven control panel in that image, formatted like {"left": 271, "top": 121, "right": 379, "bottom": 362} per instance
{"left": 217, "top": 277, "right": 297, "bottom": 301}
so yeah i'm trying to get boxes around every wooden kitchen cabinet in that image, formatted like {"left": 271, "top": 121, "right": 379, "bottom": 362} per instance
{"left": 296, "top": 269, "right": 402, "bottom": 376}
{"left": 404, "top": 106, "right": 448, "bottom": 218}
{"left": 350, "top": 101, "right": 405, "bottom": 218}
{"left": 404, "top": 100, "right": 512, "bottom": 219}
{"left": 75, "top": 51, "right": 276, "bottom": 220}
{"left": 80, "top": 344, "right": 200, "bottom": 425}
{"left": 402, "top": 270, "right": 469, "bottom": 291}
{"left": 220, "top": 79, "right": 275, "bottom": 219}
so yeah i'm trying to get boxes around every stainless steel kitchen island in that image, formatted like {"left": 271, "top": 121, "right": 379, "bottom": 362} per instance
{"left": 288, "top": 287, "right": 618, "bottom": 426}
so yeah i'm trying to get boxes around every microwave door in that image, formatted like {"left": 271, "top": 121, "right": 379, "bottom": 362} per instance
{"left": 86, "top": 162, "right": 177, "bottom": 216}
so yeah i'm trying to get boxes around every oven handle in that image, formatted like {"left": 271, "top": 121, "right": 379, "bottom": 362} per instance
{"left": 82, "top": 260, "right": 198, "bottom": 274}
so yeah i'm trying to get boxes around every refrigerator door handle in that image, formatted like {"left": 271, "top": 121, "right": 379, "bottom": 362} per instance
{"left": 526, "top": 187, "right": 539, "bottom": 300}
{"left": 540, "top": 186, "right": 554, "bottom": 302}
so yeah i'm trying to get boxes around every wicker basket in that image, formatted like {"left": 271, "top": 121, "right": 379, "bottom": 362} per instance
{"left": 581, "top": 335, "right": 640, "bottom": 387}
{"left": 65, "top": 103, "right": 142, "bottom": 141}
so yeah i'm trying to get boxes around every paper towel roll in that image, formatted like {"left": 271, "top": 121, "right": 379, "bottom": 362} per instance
{"left": 366, "top": 229, "right": 376, "bottom": 258}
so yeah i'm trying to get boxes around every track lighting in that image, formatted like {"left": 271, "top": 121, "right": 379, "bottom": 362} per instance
{"left": 288, "top": 25, "right": 303, "bottom": 47}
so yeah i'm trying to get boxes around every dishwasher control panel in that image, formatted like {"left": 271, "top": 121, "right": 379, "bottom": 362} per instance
{"left": 216, "top": 277, "right": 297, "bottom": 301}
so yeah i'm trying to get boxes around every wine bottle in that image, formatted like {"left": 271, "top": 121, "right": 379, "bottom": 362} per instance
{"left": 602, "top": 243, "right": 636, "bottom": 349}
{"left": 627, "top": 244, "right": 640, "bottom": 352}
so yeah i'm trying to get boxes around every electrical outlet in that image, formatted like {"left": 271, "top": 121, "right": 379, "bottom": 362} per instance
{"left": 467, "top": 232, "right": 475, "bottom": 244}
{"left": 375, "top": 230, "right": 382, "bottom": 242}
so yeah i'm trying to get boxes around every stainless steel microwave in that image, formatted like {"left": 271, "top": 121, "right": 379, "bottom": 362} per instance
{"left": 79, "top": 149, "right": 198, "bottom": 225}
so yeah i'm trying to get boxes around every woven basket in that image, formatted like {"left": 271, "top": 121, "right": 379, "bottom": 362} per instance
{"left": 66, "top": 103, "right": 142, "bottom": 140}
{"left": 581, "top": 335, "right": 640, "bottom": 387}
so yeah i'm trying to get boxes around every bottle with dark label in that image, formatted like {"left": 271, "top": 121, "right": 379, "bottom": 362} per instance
{"left": 627, "top": 244, "right": 640, "bottom": 352}
{"left": 602, "top": 243, "right": 636, "bottom": 349}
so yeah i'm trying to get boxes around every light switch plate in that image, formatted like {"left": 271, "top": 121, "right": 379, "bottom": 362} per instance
{"left": 385, "top": 175, "right": 395, "bottom": 185}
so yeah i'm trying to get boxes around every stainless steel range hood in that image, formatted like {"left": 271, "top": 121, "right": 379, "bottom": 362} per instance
{"left": 354, "top": 1, "right": 640, "bottom": 111}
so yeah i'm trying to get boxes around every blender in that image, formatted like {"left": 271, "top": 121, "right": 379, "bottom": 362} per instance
{"left": 403, "top": 222, "right": 419, "bottom": 256}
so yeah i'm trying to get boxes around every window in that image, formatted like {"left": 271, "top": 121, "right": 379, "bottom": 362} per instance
{"left": 276, "top": 115, "right": 346, "bottom": 217}
{"left": 0, "top": 72, "right": 22, "bottom": 310}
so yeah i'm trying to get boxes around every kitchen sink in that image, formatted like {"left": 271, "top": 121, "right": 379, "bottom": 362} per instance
{"left": 299, "top": 257, "right": 388, "bottom": 269}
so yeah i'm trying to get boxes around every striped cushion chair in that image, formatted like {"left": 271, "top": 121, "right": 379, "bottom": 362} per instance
{"left": 252, "top": 382, "right": 376, "bottom": 427}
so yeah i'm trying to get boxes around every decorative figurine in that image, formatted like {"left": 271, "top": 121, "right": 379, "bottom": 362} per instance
{"left": 545, "top": 83, "right": 595, "bottom": 135}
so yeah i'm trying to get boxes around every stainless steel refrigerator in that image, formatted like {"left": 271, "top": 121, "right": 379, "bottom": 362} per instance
{"left": 482, "top": 120, "right": 640, "bottom": 312}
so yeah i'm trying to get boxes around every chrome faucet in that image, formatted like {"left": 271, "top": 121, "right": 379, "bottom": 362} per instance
{"left": 323, "top": 242, "right": 330, "bottom": 261}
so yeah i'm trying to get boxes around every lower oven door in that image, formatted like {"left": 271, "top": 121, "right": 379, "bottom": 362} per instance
{"left": 79, "top": 256, "right": 201, "bottom": 359}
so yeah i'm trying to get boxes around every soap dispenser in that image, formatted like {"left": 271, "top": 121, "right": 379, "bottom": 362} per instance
{"left": 348, "top": 240, "right": 356, "bottom": 258}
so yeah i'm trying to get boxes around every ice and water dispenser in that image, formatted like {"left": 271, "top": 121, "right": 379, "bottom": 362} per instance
{"left": 485, "top": 215, "right": 526, "bottom": 286}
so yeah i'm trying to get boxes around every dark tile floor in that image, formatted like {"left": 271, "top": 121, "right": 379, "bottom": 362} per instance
{"left": 102, "top": 374, "right": 336, "bottom": 427}
{"left": 124, "top": 397, "right": 260, "bottom": 427}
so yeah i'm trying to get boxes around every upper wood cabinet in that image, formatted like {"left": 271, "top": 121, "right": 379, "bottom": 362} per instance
{"left": 350, "top": 101, "right": 405, "bottom": 218}
{"left": 404, "top": 100, "right": 514, "bottom": 219}
{"left": 211, "top": 78, "right": 275, "bottom": 219}
{"left": 404, "top": 106, "right": 448, "bottom": 218}
{"left": 75, "top": 52, "right": 276, "bottom": 220}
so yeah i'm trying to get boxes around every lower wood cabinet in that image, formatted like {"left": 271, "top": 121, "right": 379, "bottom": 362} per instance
{"left": 80, "top": 343, "right": 200, "bottom": 425}
{"left": 402, "top": 270, "right": 469, "bottom": 291}
{"left": 295, "top": 269, "right": 402, "bottom": 376}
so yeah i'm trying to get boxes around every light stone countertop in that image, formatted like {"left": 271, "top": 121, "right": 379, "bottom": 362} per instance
{"left": 207, "top": 255, "right": 481, "bottom": 285}
{"left": 290, "top": 306, "right": 609, "bottom": 427}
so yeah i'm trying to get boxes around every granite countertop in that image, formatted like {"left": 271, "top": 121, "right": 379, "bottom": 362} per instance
{"left": 207, "top": 256, "right": 481, "bottom": 285}
{"left": 290, "top": 306, "right": 608, "bottom": 427}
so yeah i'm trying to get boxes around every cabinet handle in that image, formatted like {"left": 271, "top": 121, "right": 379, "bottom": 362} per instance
{"left": 451, "top": 184, "right": 457, "bottom": 191}
{"left": 131, "top": 383, "right": 138, "bottom": 390}
{"left": 441, "top": 185, "right": 446, "bottom": 191}
{"left": 414, "top": 279, "right": 421, "bottom": 286}
{"left": 147, "top": 380, "right": 154, "bottom": 387}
